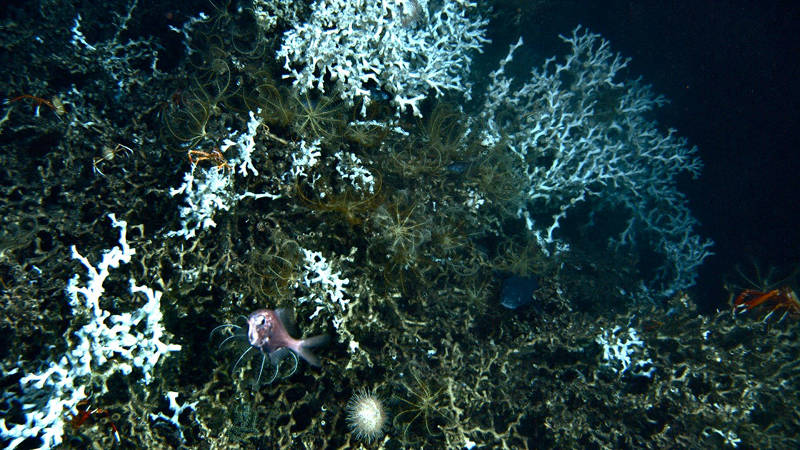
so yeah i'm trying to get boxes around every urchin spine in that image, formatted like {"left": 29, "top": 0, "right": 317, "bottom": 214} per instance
{"left": 346, "top": 388, "right": 387, "bottom": 442}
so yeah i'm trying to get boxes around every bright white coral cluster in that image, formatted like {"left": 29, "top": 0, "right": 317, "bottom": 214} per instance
{"left": 481, "top": 26, "right": 713, "bottom": 297}
{"left": 167, "top": 166, "right": 235, "bottom": 239}
{"left": 168, "top": 113, "right": 281, "bottom": 240}
{"left": 0, "top": 214, "right": 180, "bottom": 450}
{"left": 335, "top": 150, "right": 376, "bottom": 193}
{"left": 595, "top": 326, "right": 654, "bottom": 377}
{"left": 221, "top": 110, "right": 264, "bottom": 177}
{"left": 298, "top": 248, "right": 350, "bottom": 331}
{"left": 276, "top": 0, "right": 489, "bottom": 116}
{"left": 288, "top": 139, "right": 322, "bottom": 181}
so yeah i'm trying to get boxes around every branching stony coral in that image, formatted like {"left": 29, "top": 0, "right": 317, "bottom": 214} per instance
{"left": 0, "top": 215, "right": 180, "bottom": 449}
{"left": 481, "top": 26, "right": 712, "bottom": 297}
{"left": 277, "top": 0, "right": 489, "bottom": 116}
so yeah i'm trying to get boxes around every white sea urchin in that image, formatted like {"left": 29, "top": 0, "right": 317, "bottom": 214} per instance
{"left": 346, "top": 388, "right": 387, "bottom": 442}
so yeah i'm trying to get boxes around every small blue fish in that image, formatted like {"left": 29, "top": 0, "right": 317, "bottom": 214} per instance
{"left": 445, "top": 160, "right": 474, "bottom": 175}
{"left": 500, "top": 275, "right": 539, "bottom": 309}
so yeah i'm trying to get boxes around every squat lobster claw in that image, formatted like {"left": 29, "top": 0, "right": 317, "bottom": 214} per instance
{"left": 187, "top": 147, "right": 231, "bottom": 171}
{"left": 733, "top": 286, "right": 800, "bottom": 322}
{"left": 8, "top": 94, "right": 66, "bottom": 116}
{"left": 70, "top": 398, "right": 121, "bottom": 443}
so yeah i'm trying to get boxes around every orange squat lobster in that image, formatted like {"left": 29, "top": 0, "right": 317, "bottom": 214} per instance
{"left": 70, "top": 399, "right": 120, "bottom": 444}
{"left": 734, "top": 286, "right": 800, "bottom": 321}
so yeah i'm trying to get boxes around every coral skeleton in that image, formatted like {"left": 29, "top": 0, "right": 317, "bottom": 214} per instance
{"left": 277, "top": 0, "right": 489, "bottom": 116}
{"left": 596, "top": 326, "right": 654, "bottom": 377}
{"left": 0, "top": 215, "right": 180, "bottom": 449}
{"left": 298, "top": 248, "right": 350, "bottom": 330}
{"left": 149, "top": 391, "right": 199, "bottom": 443}
{"left": 169, "top": 112, "right": 281, "bottom": 240}
{"left": 481, "top": 27, "right": 713, "bottom": 297}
